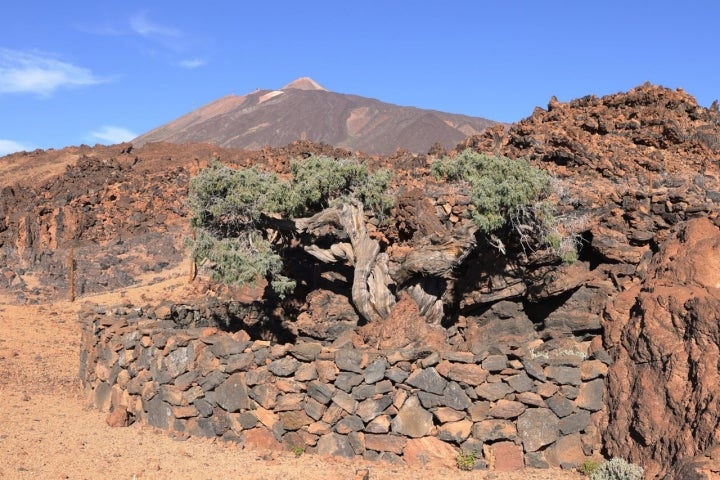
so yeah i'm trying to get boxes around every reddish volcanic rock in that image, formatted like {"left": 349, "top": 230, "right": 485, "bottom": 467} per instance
{"left": 402, "top": 437, "right": 458, "bottom": 468}
{"left": 460, "top": 83, "right": 720, "bottom": 179}
{"left": 603, "top": 218, "right": 720, "bottom": 479}
{"left": 357, "top": 292, "right": 447, "bottom": 351}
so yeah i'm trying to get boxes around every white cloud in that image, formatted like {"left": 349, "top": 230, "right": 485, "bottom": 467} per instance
{"left": 0, "top": 48, "right": 104, "bottom": 96}
{"left": 0, "top": 139, "right": 34, "bottom": 156}
{"left": 90, "top": 126, "right": 137, "bottom": 144}
{"left": 179, "top": 58, "right": 206, "bottom": 69}
{"left": 130, "top": 11, "right": 180, "bottom": 38}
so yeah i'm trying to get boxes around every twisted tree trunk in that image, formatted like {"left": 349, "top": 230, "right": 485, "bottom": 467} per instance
{"left": 293, "top": 202, "right": 394, "bottom": 324}
{"left": 275, "top": 202, "right": 477, "bottom": 325}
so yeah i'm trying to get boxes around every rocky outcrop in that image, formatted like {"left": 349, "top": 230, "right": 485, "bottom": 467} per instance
{"left": 461, "top": 83, "right": 720, "bottom": 267}
{"left": 462, "top": 83, "right": 719, "bottom": 179}
{"left": 603, "top": 218, "right": 720, "bottom": 479}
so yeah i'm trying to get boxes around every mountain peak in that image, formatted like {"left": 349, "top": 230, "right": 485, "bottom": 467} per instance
{"left": 133, "top": 81, "right": 498, "bottom": 155}
{"left": 282, "top": 77, "right": 327, "bottom": 91}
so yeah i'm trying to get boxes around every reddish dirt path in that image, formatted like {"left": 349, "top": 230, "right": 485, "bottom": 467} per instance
{"left": 0, "top": 278, "right": 584, "bottom": 480}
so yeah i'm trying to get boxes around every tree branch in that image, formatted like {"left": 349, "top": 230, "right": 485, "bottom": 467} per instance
{"left": 391, "top": 221, "right": 478, "bottom": 285}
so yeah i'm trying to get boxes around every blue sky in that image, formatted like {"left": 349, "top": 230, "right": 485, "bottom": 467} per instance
{"left": 1, "top": 1, "right": 718, "bottom": 155}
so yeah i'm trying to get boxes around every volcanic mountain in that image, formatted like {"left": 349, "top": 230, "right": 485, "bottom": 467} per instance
{"left": 132, "top": 77, "right": 498, "bottom": 155}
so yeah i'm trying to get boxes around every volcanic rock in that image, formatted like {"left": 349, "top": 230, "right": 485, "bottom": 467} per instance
{"left": 603, "top": 217, "right": 720, "bottom": 478}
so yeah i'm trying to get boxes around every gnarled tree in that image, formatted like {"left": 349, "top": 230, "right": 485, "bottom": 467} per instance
{"left": 188, "top": 150, "right": 563, "bottom": 327}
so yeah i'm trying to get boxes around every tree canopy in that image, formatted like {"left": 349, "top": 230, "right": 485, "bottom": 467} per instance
{"left": 187, "top": 156, "right": 392, "bottom": 299}
{"left": 187, "top": 150, "right": 572, "bottom": 325}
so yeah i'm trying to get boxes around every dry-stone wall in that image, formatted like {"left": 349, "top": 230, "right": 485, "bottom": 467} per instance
{"left": 80, "top": 303, "right": 609, "bottom": 471}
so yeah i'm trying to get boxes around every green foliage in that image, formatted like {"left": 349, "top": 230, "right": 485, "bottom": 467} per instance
{"left": 353, "top": 167, "right": 394, "bottom": 218}
{"left": 581, "top": 459, "right": 601, "bottom": 476}
{"left": 560, "top": 246, "right": 579, "bottom": 264}
{"left": 456, "top": 450, "right": 478, "bottom": 471}
{"left": 186, "top": 229, "right": 295, "bottom": 298}
{"left": 188, "top": 160, "right": 290, "bottom": 232}
{"left": 432, "top": 149, "right": 551, "bottom": 234}
{"left": 289, "top": 156, "right": 393, "bottom": 217}
{"left": 432, "top": 149, "right": 582, "bottom": 262}
{"left": 589, "top": 458, "right": 644, "bottom": 480}
{"left": 547, "top": 230, "right": 579, "bottom": 264}
{"left": 291, "top": 445, "right": 306, "bottom": 457}
{"left": 187, "top": 155, "right": 392, "bottom": 297}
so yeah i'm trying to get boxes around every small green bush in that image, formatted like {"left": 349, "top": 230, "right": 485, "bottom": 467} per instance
{"left": 432, "top": 149, "right": 551, "bottom": 234}
{"left": 432, "top": 149, "right": 585, "bottom": 262}
{"left": 289, "top": 156, "right": 393, "bottom": 216}
{"left": 456, "top": 450, "right": 478, "bottom": 471}
{"left": 188, "top": 160, "right": 290, "bottom": 231}
{"left": 187, "top": 228, "right": 294, "bottom": 298}
{"left": 581, "top": 459, "right": 601, "bottom": 476}
{"left": 589, "top": 458, "right": 644, "bottom": 480}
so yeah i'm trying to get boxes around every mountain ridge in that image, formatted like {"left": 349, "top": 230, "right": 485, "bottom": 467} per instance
{"left": 132, "top": 77, "right": 499, "bottom": 155}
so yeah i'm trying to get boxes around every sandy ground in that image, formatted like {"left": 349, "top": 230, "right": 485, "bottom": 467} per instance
{"left": 0, "top": 276, "right": 584, "bottom": 480}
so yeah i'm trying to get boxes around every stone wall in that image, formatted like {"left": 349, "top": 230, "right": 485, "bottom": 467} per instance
{"left": 80, "top": 303, "right": 609, "bottom": 471}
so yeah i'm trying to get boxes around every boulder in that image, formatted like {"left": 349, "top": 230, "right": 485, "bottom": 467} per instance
{"left": 559, "top": 410, "right": 592, "bottom": 435}
{"left": 488, "top": 399, "right": 526, "bottom": 419}
{"left": 486, "top": 441, "right": 524, "bottom": 471}
{"left": 575, "top": 378, "right": 604, "bottom": 412}
{"left": 405, "top": 367, "right": 447, "bottom": 395}
{"left": 316, "top": 433, "right": 355, "bottom": 458}
{"left": 544, "top": 434, "right": 586, "bottom": 469}
{"left": 356, "top": 395, "right": 393, "bottom": 423}
{"left": 295, "top": 290, "right": 359, "bottom": 341}
{"left": 463, "top": 301, "right": 538, "bottom": 354}
{"left": 279, "top": 411, "right": 313, "bottom": 431}
{"left": 391, "top": 396, "right": 433, "bottom": 438}
{"left": 543, "top": 286, "right": 606, "bottom": 338}
{"left": 268, "top": 357, "right": 300, "bottom": 377}
{"left": 517, "top": 408, "right": 560, "bottom": 452}
{"left": 437, "top": 420, "right": 472, "bottom": 443}
{"left": 106, "top": 406, "right": 131, "bottom": 427}
{"left": 472, "top": 419, "right": 517, "bottom": 443}
{"left": 363, "top": 357, "right": 388, "bottom": 384}
{"left": 335, "top": 415, "right": 364, "bottom": 434}
{"left": 403, "top": 437, "right": 457, "bottom": 468}
{"left": 364, "top": 434, "right": 408, "bottom": 454}
{"left": 474, "top": 382, "right": 513, "bottom": 401}
{"left": 444, "top": 363, "right": 488, "bottom": 386}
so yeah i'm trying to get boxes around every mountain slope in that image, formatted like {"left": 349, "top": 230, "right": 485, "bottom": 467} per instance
{"left": 132, "top": 77, "right": 498, "bottom": 155}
